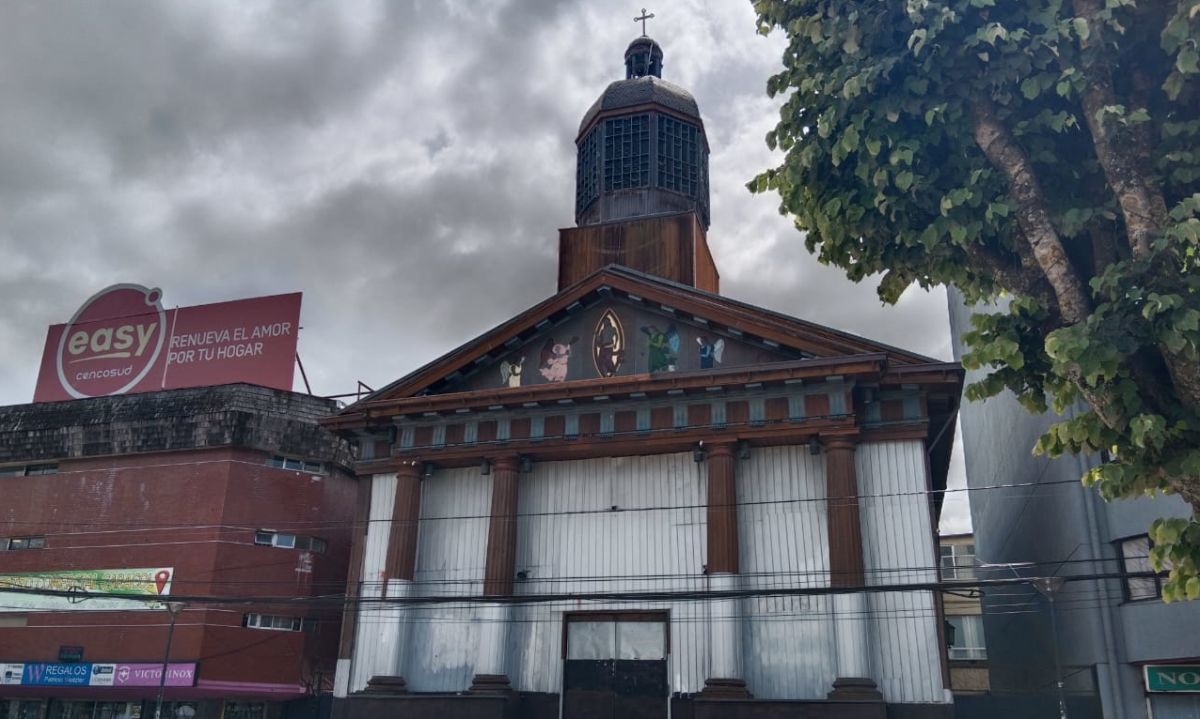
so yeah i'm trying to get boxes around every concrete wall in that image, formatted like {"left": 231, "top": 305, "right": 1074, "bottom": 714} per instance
{"left": 948, "top": 289, "right": 1200, "bottom": 719}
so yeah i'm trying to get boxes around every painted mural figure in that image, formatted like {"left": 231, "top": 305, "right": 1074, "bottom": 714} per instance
{"left": 539, "top": 337, "right": 578, "bottom": 382}
{"left": 641, "top": 323, "right": 679, "bottom": 373}
{"left": 592, "top": 310, "right": 625, "bottom": 377}
{"left": 500, "top": 356, "right": 525, "bottom": 387}
{"left": 696, "top": 337, "right": 725, "bottom": 369}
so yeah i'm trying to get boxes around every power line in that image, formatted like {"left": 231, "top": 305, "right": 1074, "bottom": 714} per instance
{"left": 0, "top": 476, "right": 1085, "bottom": 532}
{"left": 0, "top": 570, "right": 1162, "bottom": 608}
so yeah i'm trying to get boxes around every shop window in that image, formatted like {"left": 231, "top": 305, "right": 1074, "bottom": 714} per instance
{"left": 254, "top": 530, "right": 326, "bottom": 553}
{"left": 153, "top": 702, "right": 195, "bottom": 719}
{"left": 0, "top": 536, "right": 45, "bottom": 550}
{"left": 243, "top": 613, "right": 312, "bottom": 631}
{"left": 222, "top": 703, "right": 264, "bottom": 719}
{"left": 946, "top": 614, "right": 987, "bottom": 660}
{"left": 266, "top": 455, "right": 324, "bottom": 474}
{"left": 940, "top": 542, "right": 976, "bottom": 580}
{"left": 0, "top": 464, "right": 58, "bottom": 477}
{"left": 1118, "top": 535, "right": 1162, "bottom": 601}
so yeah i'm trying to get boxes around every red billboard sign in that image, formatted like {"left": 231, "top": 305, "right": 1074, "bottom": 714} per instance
{"left": 34, "top": 284, "right": 301, "bottom": 402}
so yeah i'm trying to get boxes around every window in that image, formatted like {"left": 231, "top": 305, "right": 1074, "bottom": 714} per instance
{"left": 254, "top": 530, "right": 326, "bottom": 553}
{"left": 940, "top": 543, "right": 976, "bottom": 580}
{"left": 657, "top": 116, "right": 701, "bottom": 198}
{"left": 1, "top": 536, "right": 45, "bottom": 551}
{"left": 1119, "top": 535, "right": 1162, "bottom": 601}
{"left": 242, "top": 613, "right": 311, "bottom": 631}
{"left": 603, "top": 114, "right": 650, "bottom": 191}
{"left": 0, "top": 464, "right": 58, "bottom": 477}
{"left": 946, "top": 614, "right": 987, "bottom": 660}
{"left": 566, "top": 616, "right": 667, "bottom": 661}
{"left": 266, "top": 455, "right": 324, "bottom": 474}
{"left": 576, "top": 126, "right": 601, "bottom": 213}
{"left": 222, "top": 703, "right": 265, "bottom": 719}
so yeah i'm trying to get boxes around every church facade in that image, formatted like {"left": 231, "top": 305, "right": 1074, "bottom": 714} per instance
{"left": 327, "top": 35, "right": 963, "bottom": 719}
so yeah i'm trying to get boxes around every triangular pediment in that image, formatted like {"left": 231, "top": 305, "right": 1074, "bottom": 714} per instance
{"left": 348, "top": 266, "right": 939, "bottom": 408}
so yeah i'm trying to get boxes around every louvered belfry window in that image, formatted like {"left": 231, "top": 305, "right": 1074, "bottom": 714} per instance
{"left": 603, "top": 114, "right": 650, "bottom": 191}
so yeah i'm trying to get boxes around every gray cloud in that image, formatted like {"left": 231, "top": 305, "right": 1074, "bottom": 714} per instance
{"left": 0, "top": 0, "right": 970, "bottom": 530}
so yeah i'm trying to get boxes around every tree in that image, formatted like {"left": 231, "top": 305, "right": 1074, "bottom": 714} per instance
{"left": 750, "top": 0, "right": 1200, "bottom": 600}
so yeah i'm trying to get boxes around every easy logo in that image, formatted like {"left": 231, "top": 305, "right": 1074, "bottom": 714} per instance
{"left": 54, "top": 284, "right": 167, "bottom": 399}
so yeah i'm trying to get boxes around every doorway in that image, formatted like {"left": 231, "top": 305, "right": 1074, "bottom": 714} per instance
{"left": 562, "top": 612, "right": 668, "bottom": 719}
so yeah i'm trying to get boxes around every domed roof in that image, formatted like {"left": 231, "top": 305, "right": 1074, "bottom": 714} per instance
{"left": 578, "top": 76, "right": 700, "bottom": 136}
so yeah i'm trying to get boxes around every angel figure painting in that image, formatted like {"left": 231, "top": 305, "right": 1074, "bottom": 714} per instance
{"left": 697, "top": 337, "right": 725, "bottom": 369}
{"left": 539, "top": 337, "right": 578, "bottom": 383}
{"left": 641, "top": 324, "right": 679, "bottom": 373}
{"left": 499, "top": 356, "right": 525, "bottom": 388}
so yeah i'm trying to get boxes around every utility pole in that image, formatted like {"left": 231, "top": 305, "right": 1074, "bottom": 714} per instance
{"left": 154, "top": 602, "right": 186, "bottom": 719}
{"left": 1032, "top": 577, "right": 1068, "bottom": 719}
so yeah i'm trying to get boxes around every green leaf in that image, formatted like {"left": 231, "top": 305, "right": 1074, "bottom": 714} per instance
{"left": 908, "top": 28, "right": 928, "bottom": 56}
{"left": 865, "top": 137, "right": 882, "bottom": 156}
{"left": 895, "top": 171, "right": 914, "bottom": 191}
{"left": 1179, "top": 47, "right": 1200, "bottom": 75}
{"left": 1021, "top": 77, "right": 1041, "bottom": 100}
{"left": 1071, "top": 17, "right": 1090, "bottom": 41}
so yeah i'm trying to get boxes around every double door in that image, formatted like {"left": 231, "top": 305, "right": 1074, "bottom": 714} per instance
{"left": 562, "top": 613, "right": 668, "bottom": 719}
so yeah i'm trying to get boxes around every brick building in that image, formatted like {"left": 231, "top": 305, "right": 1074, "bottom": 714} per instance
{"left": 0, "top": 384, "right": 357, "bottom": 719}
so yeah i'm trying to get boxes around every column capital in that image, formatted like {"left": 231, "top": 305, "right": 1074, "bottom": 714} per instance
{"left": 395, "top": 461, "right": 422, "bottom": 479}
{"left": 488, "top": 455, "right": 521, "bottom": 473}
{"left": 704, "top": 441, "right": 737, "bottom": 459}
{"left": 821, "top": 435, "right": 859, "bottom": 453}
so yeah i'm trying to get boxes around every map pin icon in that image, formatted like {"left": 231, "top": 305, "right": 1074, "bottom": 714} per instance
{"left": 154, "top": 569, "right": 170, "bottom": 595}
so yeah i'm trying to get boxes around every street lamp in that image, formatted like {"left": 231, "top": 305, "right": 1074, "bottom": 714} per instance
{"left": 154, "top": 602, "right": 186, "bottom": 719}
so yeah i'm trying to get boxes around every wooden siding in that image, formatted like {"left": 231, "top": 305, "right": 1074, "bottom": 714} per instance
{"left": 558, "top": 212, "right": 718, "bottom": 293}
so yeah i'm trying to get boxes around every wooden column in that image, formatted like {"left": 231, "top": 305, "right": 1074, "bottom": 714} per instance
{"left": 823, "top": 436, "right": 881, "bottom": 701}
{"left": 472, "top": 455, "right": 520, "bottom": 693}
{"left": 483, "top": 455, "right": 521, "bottom": 596}
{"left": 384, "top": 462, "right": 422, "bottom": 583}
{"left": 701, "top": 442, "right": 750, "bottom": 698}
{"left": 361, "top": 462, "right": 425, "bottom": 695}
{"left": 706, "top": 443, "right": 739, "bottom": 573}
{"left": 824, "top": 437, "right": 865, "bottom": 588}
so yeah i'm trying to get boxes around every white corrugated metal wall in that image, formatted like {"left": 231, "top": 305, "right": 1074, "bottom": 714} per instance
{"left": 403, "top": 466, "right": 494, "bottom": 691}
{"left": 349, "top": 442, "right": 947, "bottom": 703}
{"left": 348, "top": 472, "right": 397, "bottom": 692}
{"left": 739, "top": 444, "right": 836, "bottom": 699}
{"left": 509, "top": 453, "right": 709, "bottom": 694}
{"left": 858, "top": 440, "right": 947, "bottom": 703}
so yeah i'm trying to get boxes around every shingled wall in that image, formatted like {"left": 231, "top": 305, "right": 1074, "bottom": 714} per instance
{"left": 0, "top": 383, "right": 353, "bottom": 468}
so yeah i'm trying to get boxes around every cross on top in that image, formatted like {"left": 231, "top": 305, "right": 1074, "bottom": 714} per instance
{"left": 634, "top": 8, "right": 655, "bottom": 36}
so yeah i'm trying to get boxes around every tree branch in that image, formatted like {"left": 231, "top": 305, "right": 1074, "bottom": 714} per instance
{"left": 971, "top": 99, "right": 1093, "bottom": 324}
{"left": 1071, "top": 0, "right": 1170, "bottom": 260}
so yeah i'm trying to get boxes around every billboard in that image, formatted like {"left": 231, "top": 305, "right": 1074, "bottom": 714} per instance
{"left": 0, "top": 567, "right": 173, "bottom": 611}
{"left": 34, "top": 284, "right": 301, "bottom": 402}
{"left": 0, "top": 662, "right": 196, "bottom": 688}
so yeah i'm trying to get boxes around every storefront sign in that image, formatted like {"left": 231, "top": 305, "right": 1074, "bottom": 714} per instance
{"left": 58, "top": 645, "right": 84, "bottom": 662}
{"left": 34, "top": 284, "right": 301, "bottom": 402}
{"left": 5, "top": 662, "right": 196, "bottom": 688}
{"left": 1145, "top": 664, "right": 1200, "bottom": 693}
{"left": 0, "top": 567, "right": 173, "bottom": 612}
{"left": 0, "top": 663, "right": 24, "bottom": 685}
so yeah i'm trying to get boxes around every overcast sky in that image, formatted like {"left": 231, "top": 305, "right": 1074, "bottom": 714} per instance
{"left": 0, "top": 0, "right": 971, "bottom": 533}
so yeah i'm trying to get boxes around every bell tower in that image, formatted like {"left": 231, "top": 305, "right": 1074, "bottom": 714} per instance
{"left": 558, "top": 30, "right": 719, "bottom": 293}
